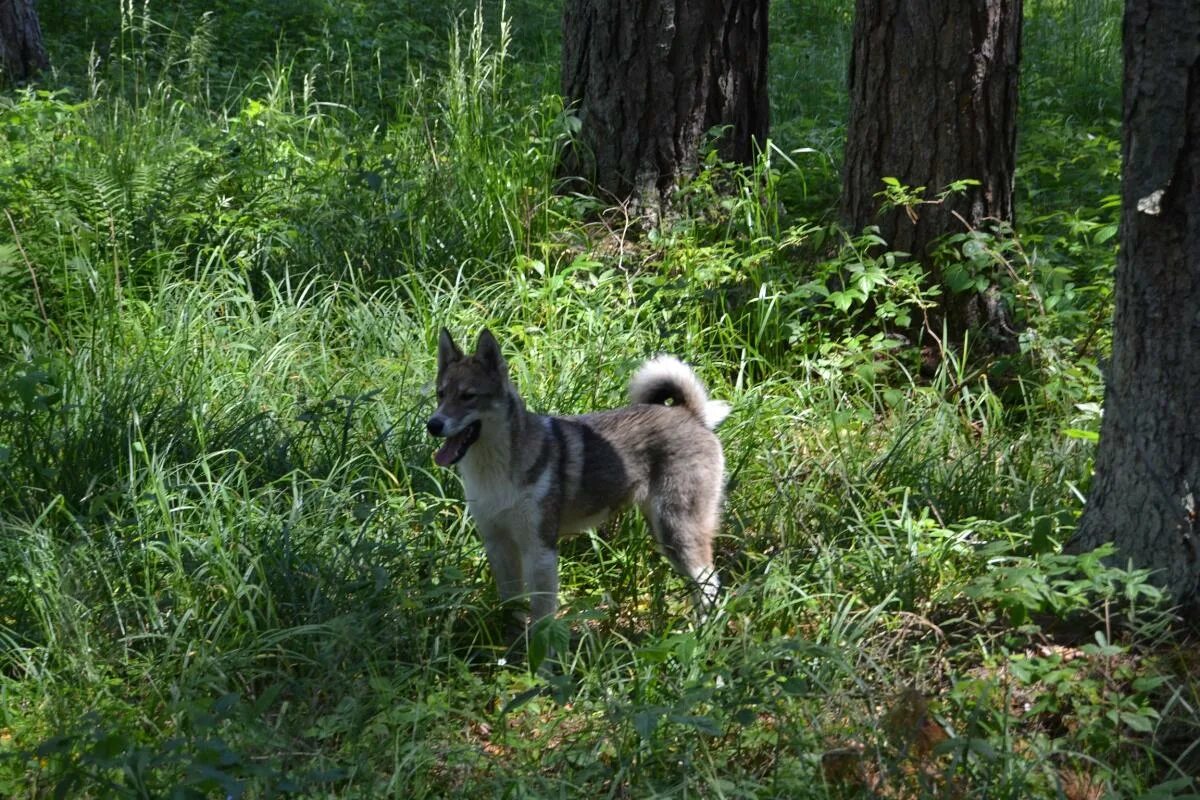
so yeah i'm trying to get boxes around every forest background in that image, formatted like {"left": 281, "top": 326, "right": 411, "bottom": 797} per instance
{"left": 1, "top": 0, "right": 1197, "bottom": 797}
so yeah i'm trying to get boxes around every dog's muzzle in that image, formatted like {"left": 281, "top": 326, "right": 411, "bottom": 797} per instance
{"left": 427, "top": 414, "right": 482, "bottom": 467}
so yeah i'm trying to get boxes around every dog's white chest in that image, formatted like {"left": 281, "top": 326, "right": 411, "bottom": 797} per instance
{"left": 464, "top": 478, "right": 525, "bottom": 519}
{"left": 458, "top": 450, "right": 546, "bottom": 533}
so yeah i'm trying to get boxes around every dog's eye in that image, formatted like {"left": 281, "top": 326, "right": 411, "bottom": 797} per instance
{"left": 436, "top": 388, "right": 445, "bottom": 401}
{"left": 461, "top": 390, "right": 476, "bottom": 401}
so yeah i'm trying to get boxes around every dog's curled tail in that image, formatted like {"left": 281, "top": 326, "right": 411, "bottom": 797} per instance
{"left": 629, "top": 356, "right": 731, "bottom": 430}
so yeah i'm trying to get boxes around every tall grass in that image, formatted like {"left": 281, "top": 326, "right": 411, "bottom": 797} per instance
{"left": 1, "top": 1, "right": 1196, "bottom": 797}
{"left": 1024, "top": 0, "right": 1122, "bottom": 118}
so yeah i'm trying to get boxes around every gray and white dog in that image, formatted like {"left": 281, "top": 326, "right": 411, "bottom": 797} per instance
{"left": 427, "top": 328, "right": 729, "bottom": 626}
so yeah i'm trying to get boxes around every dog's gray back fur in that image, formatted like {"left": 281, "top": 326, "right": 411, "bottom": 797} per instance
{"left": 546, "top": 406, "right": 723, "bottom": 554}
{"left": 429, "top": 329, "right": 727, "bottom": 626}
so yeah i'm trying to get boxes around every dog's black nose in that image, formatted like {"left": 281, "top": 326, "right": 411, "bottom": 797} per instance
{"left": 426, "top": 417, "right": 444, "bottom": 436}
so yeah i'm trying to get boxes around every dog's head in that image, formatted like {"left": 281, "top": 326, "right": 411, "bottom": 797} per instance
{"left": 426, "top": 328, "right": 510, "bottom": 467}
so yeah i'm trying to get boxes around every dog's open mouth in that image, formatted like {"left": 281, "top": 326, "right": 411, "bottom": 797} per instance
{"left": 433, "top": 420, "right": 481, "bottom": 467}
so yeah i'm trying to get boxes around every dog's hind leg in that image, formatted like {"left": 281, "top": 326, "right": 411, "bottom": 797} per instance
{"left": 688, "top": 561, "right": 721, "bottom": 614}
{"left": 644, "top": 498, "right": 721, "bottom": 618}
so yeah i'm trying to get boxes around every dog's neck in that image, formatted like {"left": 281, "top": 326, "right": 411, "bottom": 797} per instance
{"left": 459, "top": 383, "right": 535, "bottom": 477}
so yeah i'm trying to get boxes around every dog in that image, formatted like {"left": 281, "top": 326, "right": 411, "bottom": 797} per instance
{"left": 427, "top": 328, "right": 729, "bottom": 628}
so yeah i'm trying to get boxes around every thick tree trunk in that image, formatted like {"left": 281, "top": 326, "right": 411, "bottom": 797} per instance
{"left": 560, "top": 0, "right": 768, "bottom": 216}
{"left": 1066, "top": 1, "right": 1200, "bottom": 606}
{"left": 0, "top": 0, "right": 48, "bottom": 86}
{"left": 840, "top": 0, "right": 1022, "bottom": 348}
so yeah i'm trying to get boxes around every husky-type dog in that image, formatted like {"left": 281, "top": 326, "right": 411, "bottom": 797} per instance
{"left": 427, "top": 329, "right": 729, "bottom": 626}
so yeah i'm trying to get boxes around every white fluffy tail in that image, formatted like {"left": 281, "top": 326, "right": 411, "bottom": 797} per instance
{"left": 629, "top": 356, "right": 730, "bottom": 430}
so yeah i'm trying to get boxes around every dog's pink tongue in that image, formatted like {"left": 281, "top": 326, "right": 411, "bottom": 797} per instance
{"left": 434, "top": 435, "right": 462, "bottom": 467}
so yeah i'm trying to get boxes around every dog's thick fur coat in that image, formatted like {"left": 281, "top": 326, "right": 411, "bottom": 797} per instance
{"left": 427, "top": 329, "right": 728, "bottom": 625}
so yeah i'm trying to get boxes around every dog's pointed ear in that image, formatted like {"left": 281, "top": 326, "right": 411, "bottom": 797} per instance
{"left": 475, "top": 328, "right": 507, "bottom": 374}
{"left": 437, "top": 328, "right": 463, "bottom": 374}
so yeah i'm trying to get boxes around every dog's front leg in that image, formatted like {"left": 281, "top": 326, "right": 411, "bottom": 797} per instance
{"left": 522, "top": 542, "right": 559, "bottom": 624}
{"left": 478, "top": 523, "right": 522, "bottom": 607}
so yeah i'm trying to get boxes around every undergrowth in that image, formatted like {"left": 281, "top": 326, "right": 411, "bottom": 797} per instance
{"left": 1, "top": 1, "right": 1196, "bottom": 798}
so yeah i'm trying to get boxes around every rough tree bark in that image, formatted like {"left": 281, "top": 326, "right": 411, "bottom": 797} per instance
{"left": 560, "top": 0, "right": 768, "bottom": 216}
{"left": 840, "top": 0, "right": 1022, "bottom": 348}
{"left": 1066, "top": 1, "right": 1200, "bottom": 606}
{"left": 0, "top": 0, "right": 48, "bottom": 85}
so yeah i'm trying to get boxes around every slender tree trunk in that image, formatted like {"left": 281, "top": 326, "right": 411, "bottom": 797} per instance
{"left": 560, "top": 0, "right": 768, "bottom": 217}
{"left": 1066, "top": 0, "right": 1200, "bottom": 606}
{"left": 0, "top": 0, "right": 48, "bottom": 86}
{"left": 840, "top": 0, "right": 1022, "bottom": 348}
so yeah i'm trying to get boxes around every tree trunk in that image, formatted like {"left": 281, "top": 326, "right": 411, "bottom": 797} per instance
{"left": 560, "top": 0, "right": 768, "bottom": 217}
{"left": 840, "top": 0, "right": 1022, "bottom": 348}
{"left": 1066, "top": 0, "right": 1200, "bottom": 606}
{"left": 0, "top": 0, "right": 48, "bottom": 86}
